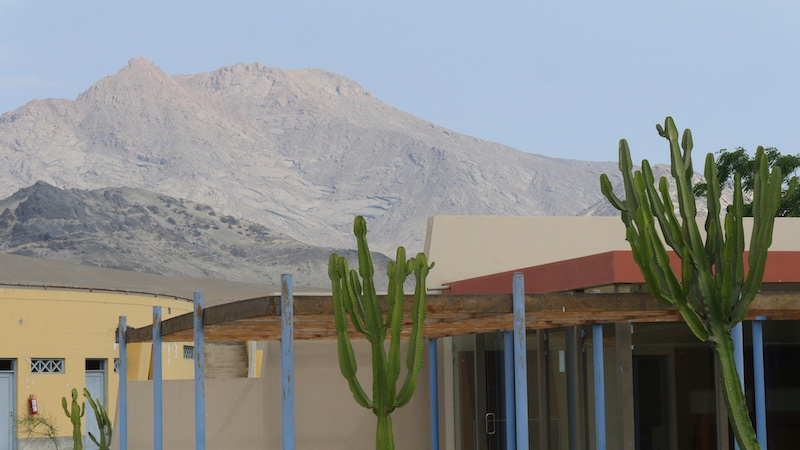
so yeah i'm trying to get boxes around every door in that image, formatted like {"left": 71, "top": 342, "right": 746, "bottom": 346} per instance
{"left": 476, "top": 332, "right": 508, "bottom": 450}
{"left": 84, "top": 360, "right": 106, "bottom": 449}
{"left": 0, "top": 360, "right": 15, "bottom": 450}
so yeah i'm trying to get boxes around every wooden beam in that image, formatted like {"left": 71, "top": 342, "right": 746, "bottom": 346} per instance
{"left": 122, "top": 292, "right": 800, "bottom": 343}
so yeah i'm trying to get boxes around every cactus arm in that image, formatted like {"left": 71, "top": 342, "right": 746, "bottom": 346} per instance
{"left": 704, "top": 153, "right": 724, "bottom": 272}
{"left": 396, "top": 254, "right": 431, "bottom": 407}
{"left": 344, "top": 268, "right": 368, "bottom": 336}
{"left": 330, "top": 256, "right": 365, "bottom": 335}
{"left": 657, "top": 177, "right": 688, "bottom": 258}
{"left": 386, "top": 248, "right": 408, "bottom": 404}
{"left": 642, "top": 163, "right": 682, "bottom": 254}
{"left": 330, "top": 254, "right": 372, "bottom": 409}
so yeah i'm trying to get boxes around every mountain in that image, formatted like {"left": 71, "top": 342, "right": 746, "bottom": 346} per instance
{"left": 0, "top": 182, "right": 390, "bottom": 287}
{"left": 0, "top": 58, "right": 623, "bottom": 254}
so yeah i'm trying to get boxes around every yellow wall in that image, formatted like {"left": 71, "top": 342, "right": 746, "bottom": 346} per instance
{"left": 0, "top": 288, "right": 194, "bottom": 440}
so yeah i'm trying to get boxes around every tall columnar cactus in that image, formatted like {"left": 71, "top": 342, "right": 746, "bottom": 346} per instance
{"left": 600, "top": 117, "right": 795, "bottom": 450}
{"left": 61, "top": 388, "right": 84, "bottom": 450}
{"left": 84, "top": 388, "right": 112, "bottom": 450}
{"left": 328, "top": 216, "right": 434, "bottom": 450}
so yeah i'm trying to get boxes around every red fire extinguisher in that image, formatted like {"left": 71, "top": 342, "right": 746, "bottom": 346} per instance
{"left": 29, "top": 394, "right": 38, "bottom": 415}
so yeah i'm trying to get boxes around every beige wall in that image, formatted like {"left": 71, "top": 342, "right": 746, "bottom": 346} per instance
{"left": 118, "top": 340, "right": 432, "bottom": 450}
{"left": 424, "top": 216, "right": 800, "bottom": 288}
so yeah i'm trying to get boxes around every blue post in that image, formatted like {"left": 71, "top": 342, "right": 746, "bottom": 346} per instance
{"left": 194, "top": 291, "right": 206, "bottom": 450}
{"left": 118, "top": 316, "right": 127, "bottom": 450}
{"left": 428, "top": 338, "right": 440, "bottom": 450}
{"left": 504, "top": 330, "right": 516, "bottom": 450}
{"left": 753, "top": 317, "right": 768, "bottom": 449}
{"left": 281, "top": 274, "right": 295, "bottom": 450}
{"left": 512, "top": 273, "right": 529, "bottom": 450}
{"left": 153, "top": 306, "right": 163, "bottom": 450}
{"left": 566, "top": 328, "right": 579, "bottom": 450}
{"left": 732, "top": 322, "right": 744, "bottom": 450}
{"left": 592, "top": 324, "right": 606, "bottom": 450}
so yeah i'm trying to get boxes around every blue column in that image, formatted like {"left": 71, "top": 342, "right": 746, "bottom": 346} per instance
{"left": 752, "top": 317, "right": 768, "bottom": 449}
{"left": 592, "top": 324, "right": 606, "bottom": 450}
{"left": 732, "top": 322, "right": 744, "bottom": 450}
{"left": 428, "top": 338, "right": 440, "bottom": 450}
{"left": 194, "top": 291, "right": 206, "bottom": 450}
{"left": 118, "top": 316, "right": 128, "bottom": 450}
{"left": 512, "top": 273, "right": 529, "bottom": 450}
{"left": 281, "top": 274, "right": 296, "bottom": 450}
{"left": 566, "top": 328, "right": 579, "bottom": 450}
{"left": 504, "top": 330, "right": 516, "bottom": 450}
{"left": 153, "top": 306, "right": 163, "bottom": 450}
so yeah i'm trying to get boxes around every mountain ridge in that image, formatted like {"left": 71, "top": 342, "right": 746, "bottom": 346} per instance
{"left": 0, "top": 58, "right": 623, "bottom": 254}
{"left": 0, "top": 181, "right": 390, "bottom": 288}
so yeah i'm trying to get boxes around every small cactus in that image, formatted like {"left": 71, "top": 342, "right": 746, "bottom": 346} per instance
{"left": 329, "top": 216, "right": 434, "bottom": 450}
{"left": 84, "top": 388, "right": 112, "bottom": 450}
{"left": 61, "top": 388, "right": 84, "bottom": 450}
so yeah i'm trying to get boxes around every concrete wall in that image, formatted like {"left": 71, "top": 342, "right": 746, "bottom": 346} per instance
{"left": 424, "top": 216, "right": 800, "bottom": 288}
{"left": 118, "top": 340, "right": 432, "bottom": 449}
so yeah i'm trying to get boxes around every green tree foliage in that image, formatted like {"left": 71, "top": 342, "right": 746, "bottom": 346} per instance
{"left": 328, "top": 216, "right": 434, "bottom": 450}
{"left": 600, "top": 117, "right": 790, "bottom": 450}
{"left": 693, "top": 147, "right": 800, "bottom": 216}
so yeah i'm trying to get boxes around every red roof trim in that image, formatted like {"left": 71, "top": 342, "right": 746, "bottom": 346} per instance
{"left": 442, "top": 251, "right": 800, "bottom": 295}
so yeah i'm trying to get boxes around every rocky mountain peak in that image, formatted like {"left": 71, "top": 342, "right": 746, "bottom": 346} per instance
{"left": 76, "top": 57, "right": 179, "bottom": 106}
{"left": 0, "top": 59, "right": 623, "bottom": 255}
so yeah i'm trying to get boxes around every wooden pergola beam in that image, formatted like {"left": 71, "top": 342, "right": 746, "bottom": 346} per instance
{"left": 124, "top": 291, "right": 800, "bottom": 343}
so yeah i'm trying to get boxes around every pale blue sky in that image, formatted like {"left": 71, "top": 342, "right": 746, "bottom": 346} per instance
{"left": 1, "top": 1, "right": 798, "bottom": 165}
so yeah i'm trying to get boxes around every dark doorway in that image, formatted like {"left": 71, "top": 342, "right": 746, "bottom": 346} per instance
{"left": 633, "top": 355, "right": 671, "bottom": 450}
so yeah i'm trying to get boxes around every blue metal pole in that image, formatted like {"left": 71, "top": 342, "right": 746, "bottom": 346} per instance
{"left": 732, "top": 322, "right": 744, "bottom": 450}
{"left": 118, "top": 316, "right": 128, "bottom": 450}
{"left": 504, "top": 330, "right": 516, "bottom": 450}
{"left": 592, "top": 324, "right": 606, "bottom": 450}
{"left": 512, "top": 273, "right": 529, "bottom": 450}
{"left": 153, "top": 306, "right": 163, "bottom": 450}
{"left": 428, "top": 338, "right": 440, "bottom": 450}
{"left": 753, "top": 317, "right": 768, "bottom": 449}
{"left": 281, "top": 274, "right": 296, "bottom": 450}
{"left": 566, "top": 328, "right": 578, "bottom": 450}
{"left": 194, "top": 291, "right": 206, "bottom": 450}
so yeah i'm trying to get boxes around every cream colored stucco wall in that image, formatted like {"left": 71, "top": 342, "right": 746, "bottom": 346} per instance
{"left": 423, "top": 216, "right": 800, "bottom": 288}
{"left": 119, "top": 340, "right": 432, "bottom": 449}
{"left": 0, "top": 288, "right": 194, "bottom": 440}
